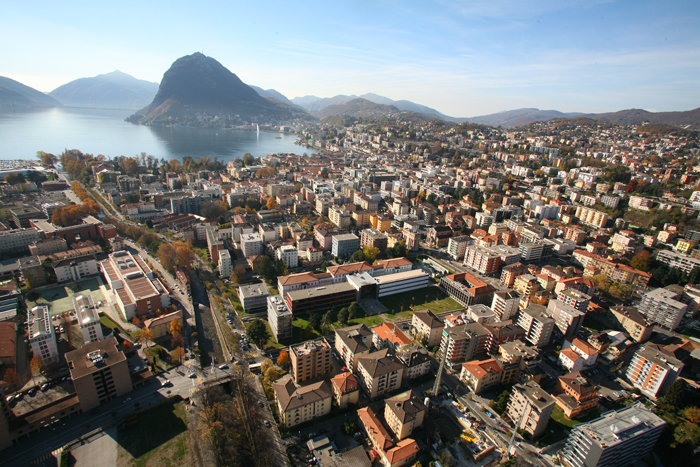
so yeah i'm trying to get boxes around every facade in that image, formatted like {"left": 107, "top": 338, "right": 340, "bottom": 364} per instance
{"left": 396, "top": 347, "right": 431, "bottom": 379}
{"left": 289, "top": 339, "right": 332, "bottom": 384}
{"left": 516, "top": 304, "right": 555, "bottom": 348}
{"left": 267, "top": 295, "right": 293, "bottom": 342}
{"left": 555, "top": 372, "right": 599, "bottom": 418}
{"left": 0, "top": 228, "right": 43, "bottom": 255}
{"left": 65, "top": 337, "right": 133, "bottom": 412}
{"left": 142, "top": 310, "right": 183, "bottom": 339}
{"left": 19, "top": 256, "right": 46, "bottom": 287}
{"left": 100, "top": 251, "right": 170, "bottom": 320}
{"left": 547, "top": 299, "right": 586, "bottom": 339}
{"left": 276, "top": 245, "right": 298, "bottom": 269}
{"left": 240, "top": 232, "right": 264, "bottom": 258}
{"left": 440, "top": 322, "right": 489, "bottom": 365}
{"left": 28, "top": 305, "right": 59, "bottom": 364}
{"left": 332, "top": 233, "right": 360, "bottom": 258}
{"left": 637, "top": 287, "right": 687, "bottom": 331}
{"left": 608, "top": 306, "right": 653, "bottom": 343}
{"left": 557, "top": 288, "right": 592, "bottom": 312}
{"left": 507, "top": 380, "right": 555, "bottom": 438}
{"left": 335, "top": 324, "right": 374, "bottom": 372}
{"left": 491, "top": 290, "right": 521, "bottom": 321}
{"left": 360, "top": 228, "right": 388, "bottom": 253}
{"left": 625, "top": 346, "right": 683, "bottom": 399}
{"left": 274, "top": 378, "right": 332, "bottom": 428}
{"left": 217, "top": 249, "right": 232, "bottom": 278}
{"left": 410, "top": 309, "right": 444, "bottom": 347}
{"left": 656, "top": 249, "right": 700, "bottom": 275}
{"left": 237, "top": 282, "right": 271, "bottom": 313}
{"left": 561, "top": 403, "right": 665, "bottom": 467}
{"left": 356, "top": 349, "right": 405, "bottom": 398}
{"left": 440, "top": 272, "right": 495, "bottom": 307}
{"left": 73, "top": 294, "right": 104, "bottom": 344}
{"left": 54, "top": 255, "right": 99, "bottom": 283}
{"left": 384, "top": 390, "right": 426, "bottom": 440}
{"left": 286, "top": 282, "right": 356, "bottom": 314}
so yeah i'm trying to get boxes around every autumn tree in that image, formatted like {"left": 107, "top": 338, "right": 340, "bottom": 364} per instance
{"left": 266, "top": 196, "right": 277, "bottom": 210}
{"left": 229, "top": 265, "right": 247, "bottom": 285}
{"left": 362, "top": 245, "right": 380, "bottom": 262}
{"left": 36, "top": 151, "right": 57, "bottom": 167}
{"left": 277, "top": 350, "right": 289, "bottom": 369}
{"left": 630, "top": 250, "right": 651, "bottom": 272}
{"left": 256, "top": 167, "right": 276, "bottom": 178}
{"left": 29, "top": 355, "right": 43, "bottom": 385}
{"left": 132, "top": 317, "right": 141, "bottom": 327}
{"left": 123, "top": 340, "right": 133, "bottom": 352}
{"left": 3, "top": 368, "right": 20, "bottom": 390}
{"left": 261, "top": 358, "right": 274, "bottom": 374}
{"left": 139, "top": 328, "right": 154, "bottom": 348}
{"left": 170, "top": 318, "right": 182, "bottom": 340}
{"left": 171, "top": 346, "right": 185, "bottom": 365}
{"left": 175, "top": 241, "right": 197, "bottom": 269}
{"left": 200, "top": 200, "right": 229, "bottom": 219}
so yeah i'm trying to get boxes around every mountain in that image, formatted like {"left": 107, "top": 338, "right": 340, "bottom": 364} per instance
{"left": 0, "top": 76, "right": 61, "bottom": 110}
{"left": 312, "top": 97, "right": 434, "bottom": 125}
{"left": 292, "top": 93, "right": 462, "bottom": 122}
{"left": 590, "top": 108, "right": 700, "bottom": 130}
{"left": 49, "top": 71, "right": 159, "bottom": 109}
{"left": 129, "top": 53, "right": 310, "bottom": 125}
{"left": 468, "top": 108, "right": 586, "bottom": 127}
{"left": 248, "top": 85, "right": 304, "bottom": 110}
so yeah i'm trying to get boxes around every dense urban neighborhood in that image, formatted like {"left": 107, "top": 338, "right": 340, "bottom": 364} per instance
{"left": 1, "top": 116, "right": 700, "bottom": 467}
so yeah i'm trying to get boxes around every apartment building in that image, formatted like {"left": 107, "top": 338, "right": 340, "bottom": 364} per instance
{"left": 276, "top": 245, "right": 298, "bottom": 269}
{"left": 637, "top": 287, "right": 687, "bottom": 331}
{"left": 516, "top": 304, "right": 555, "bottom": 348}
{"left": 143, "top": 310, "right": 183, "bottom": 339}
{"left": 483, "top": 321, "right": 526, "bottom": 354}
{"left": 491, "top": 290, "right": 521, "bottom": 321}
{"left": 513, "top": 274, "right": 540, "bottom": 297}
{"left": 240, "top": 232, "right": 264, "bottom": 258}
{"left": 274, "top": 378, "right": 332, "bottom": 428}
{"left": 557, "top": 288, "right": 591, "bottom": 312}
{"left": 384, "top": 390, "right": 426, "bottom": 440}
{"left": 290, "top": 339, "right": 332, "bottom": 384}
{"left": 356, "top": 349, "right": 405, "bottom": 398}
{"left": 357, "top": 407, "right": 419, "bottom": 467}
{"left": 217, "top": 249, "right": 232, "bottom": 278}
{"left": 267, "top": 295, "right": 293, "bottom": 342}
{"left": 440, "top": 322, "right": 489, "bottom": 365}
{"left": 625, "top": 346, "right": 684, "bottom": 399}
{"left": 237, "top": 283, "right": 271, "bottom": 313}
{"left": 561, "top": 403, "right": 665, "bottom": 467}
{"left": 360, "top": 228, "right": 389, "bottom": 253}
{"left": 656, "top": 249, "right": 700, "bottom": 275}
{"left": 447, "top": 235, "right": 471, "bottom": 260}
{"left": 73, "top": 294, "right": 104, "bottom": 344}
{"left": 53, "top": 255, "right": 99, "bottom": 283}
{"left": 65, "top": 337, "right": 133, "bottom": 412}
{"left": 330, "top": 372, "right": 360, "bottom": 409}
{"left": 335, "top": 324, "right": 374, "bottom": 372}
{"left": 547, "top": 299, "right": 586, "bottom": 339}
{"left": 507, "top": 380, "right": 555, "bottom": 438}
{"left": 555, "top": 372, "right": 599, "bottom": 418}
{"left": 609, "top": 306, "right": 653, "bottom": 343}
{"left": 410, "top": 309, "right": 444, "bottom": 347}
{"left": 460, "top": 358, "right": 503, "bottom": 394}
{"left": 574, "top": 206, "right": 609, "bottom": 228}
{"left": 28, "top": 305, "right": 59, "bottom": 364}
{"left": 463, "top": 244, "right": 501, "bottom": 275}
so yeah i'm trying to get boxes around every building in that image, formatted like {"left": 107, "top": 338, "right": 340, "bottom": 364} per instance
{"left": 608, "top": 306, "right": 653, "bottom": 343}
{"left": 460, "top": 358, "right": 503, "bottom": 394}
{"left": 276, "top": 245, "right": 298, "bottom": 269}
{"left": 356, "top": 349, "right": 405, "bottom": 398}
{"left": 507, "top": 380, "right": 555, "bottom": 438}
{"left": 555, "top": 372, "right": 599, "bottom": 418}
{"left": 240, "top": 232, "right": 264, "bottom": 258}
{"left": 491, "top": 290, "right": 521, "bottom": 321}
{"left": 73, "top": 294, "right": 104, "bottom": 344}
{"left": 267, "top": 295, "right": 293, "bottom": 342}
{"left": 561, "top": 403, "right": 666, "bottom": 467}
{"left": 237, "top": 282, "right": 271, "bottom": 313}
{"left": 28, "top": 305, "right": 58, "bottom": 364}
{"left": 440, "top": 322, "right": 489, "bottom": 365}
{"left": 175, "top": 268, "right": 191, "bottom": 295}
{"left": 440, "top": 272, "right": 495, "bottom": 307}
{"left": 28, "top": 237, "right": 68, "bottom": 256}
{"left": 384, "top": 390, "right": 426, "bottom": 440}
{"left": 290, "top": 339, "right": 332, "bottom": 384}
{"left": 372, "top": 323, "right": 412, "bottom": 350}
{"left": 396, "top": 347, "right": 431, "bottom": 380}
{"left": 0, "top": 228, "right": 43, "bottom": 255}
{"left": 357, "top": 407, "right": 419, "bottom": 467}
{"left": 100, "top": 251, "right": 170, "bottom": 321}
{"left": 330, "top": 372, "right": 360, "bottom": 409}
{"left": 11, "top": 206, "right": 45, "bottom": 228}
{"left": 360, "top": 228, "right": 388, "bottom": 254}
{"left": 637, "top": 287, "right": 687, "bottom": 331}
{"left": 563, "top": 338, "right": 600, "bottom": 369}
{"left": 410, "top": 309, "right": 444, "bottom": 347}
{"left": 274, "top": 378, "right": 332, "bottom": 428}
{"left": 335, "top": 324, "right": 374, "bottom": 372}
{"left": 286, "top": 282, "right": 356, "bottom": 314}
{"left": 557, "top": 288, "right": 591, "bottom": 312}
{"left": 625, "top": 346, "right": 684, "bottom": 399}
{"left": 19, "top": 256, "right": 46, "bottom": 287}
{"left": 547, "top": 299, "right": 586, "bottom": 339}
{"left": 656, "top": 249, "right": 700, "bottom": 275}
{"left": 448, "top": 236, "right": 471, "bottom": 260}
{"left": 217, "top": 249, "right": 232, "bottom": 278}
{"left": 65, "top": 337, "right": 133, "bottom": 412}
{"left": 142, "top": 310, "right": 183, "bottom": 339}
{"left": 516, "top": 304, "right": 555, "bottom": 348}
{"left": 54, "top": 255, "right": 99, "bottom": 283}
{"left": 574, "top": 206, "right": 609, "bottom": 228}
{"left": 332, "top": 233, "right": 360, "bottom": 259}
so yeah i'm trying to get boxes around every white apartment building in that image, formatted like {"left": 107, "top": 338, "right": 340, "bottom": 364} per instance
{"left": 491, "top": 290, "right": 521, "bottom": 321}
{"left": 28, "top": 306, "right": 59, "bottom": 364}
{"left": 507, "top": 381, "right": 555, "bottom": 438}
{"left": 240, "top": 232, "right": 263, "bottom": 258}
{"left": 267, "top": 295, "right": 293, "bottom": 341}
{"left": 218, "top": 250, "right": 232, "bottom": 278}
{"left": 0, "top": 228, "right": 43, "bottom": 255}
{"left": 516, "top": 304, "right": 555, "bottom": 348}
{"left": 447, "top": 236, "right": 471, "bottom": 260}
{"left": 74, "top": 294, "right": 104, "bottom": 344}
{"left": 276, "top": 245, "right": 298, "bottom": 269}
{"left": 54, "top": 255, "right": 99, "bottom": 283}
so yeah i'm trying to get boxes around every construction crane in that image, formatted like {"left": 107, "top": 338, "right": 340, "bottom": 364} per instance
{"left": 431, "top": 347, "right": 448, "bottom": 397}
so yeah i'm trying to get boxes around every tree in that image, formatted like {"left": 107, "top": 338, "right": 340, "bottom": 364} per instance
{"left": 630, "top": 250, "right": 651, "bottom": 272}
{"left": 5, "top": 173, "right": 26, "bottom": 185}
{"left": 343, "top": 419, "right": 360, "bottom": 435}
{"left": 266, "top": 196, "right": 277, "bottom": 210}
{"left": 683, "top": 406, "right": 700, "bottom": 424}
{"left": 174, "top": 241, "right": 197, "bottom": 269}
{"left": 349, "top": 302, "right": 361, "bottom": 320}
{"left": 26, "top": 289, "right": 41, "bottom": 302}
{"left": 490, "top": 389, "right": 512, "bottom": 416}
{"left": 123, "top": 340, "right": 133, "bottom": 352}
{"left": 170, "top": 319, "right": 182, "bottom": 339}
{"left": 247, "top": 319, "right": 270, "bottom": 348}
{"left": 29, "top": 355, "right": 43, "bottom": 385}
{"left": 256, "top": 167, "right": 276, "bottom": 178}
{"left": 200, "top": 200, "right": 229, "bottom": 219}
{"left": 277, "top": 350, "right": 289, "bottom": 369}
{"left": 139, "top": 328, "right": 154, "bottom": 348}
{"left": 242, "top": 153, "right": 254, "bottom": 166}
{"left": 349, "top": 249, "right": 366, "bottom": 263}
{"left": 264, "top": 366, "right": 279, "bottom": 385}
{"left": 36, "top": 151, "right": 57, "bottom": 167}
{"left": 132, "top": 317, "right": 142, "bottom": 327}
{"left": 229, "top": 265, "right": 247, "bottom": 285}
{"left": 158, "top": 243, "right": 177, "bottom": 272}
{"left": 308, "top": 312, "right": 321, "bottom": 331}
{"left": 3, "top": 368, "right": 20, "bottom": 390}
{"left": 258, "top": 256, "right": 276, "bottom": 282}
{"left": 261, "top": 358, "right": 274, "bottom": 374}
{"left": 662, "top": 379, "right": 688, "bottom": 410}
{"left": 362, "top": 245, "right": 380, "bottom": 263}
{"left": 337, "top": 307, "right": 349, "bottom": 325}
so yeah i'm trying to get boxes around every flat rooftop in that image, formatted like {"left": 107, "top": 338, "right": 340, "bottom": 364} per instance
{"left": 238, "top": 282, "right": 271, "bottom": 298}
{"left": 287, "top": 282, "right": 355, "bottom": 301}
{"left": 574, "top": 402, "right": 665, "bottom": 447}
{"left": 65, "top": 337, "right": 127, "bottom": 380}
{"left": 375, "top": 269, "right": 428, "bottom": 285}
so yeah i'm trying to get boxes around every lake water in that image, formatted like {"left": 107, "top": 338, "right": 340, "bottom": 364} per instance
{"left": 0, "top": 107, "right": 308, "bottom": 162}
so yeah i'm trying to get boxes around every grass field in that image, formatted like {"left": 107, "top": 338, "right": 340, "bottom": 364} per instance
{"left": 116, "top": 399, "right": 191, "bottom": 467}
{"left": 27, "top": 278, "right": 105, "bottom": 316}
{"left": 549, "top": 405, "right": 601, "bottom": 429}
{"left": 379, "top": 287, "right": 460, "bottom": 315}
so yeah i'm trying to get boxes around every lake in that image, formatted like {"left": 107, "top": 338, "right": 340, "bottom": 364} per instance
{"left": 0, "top": 107, "right": 308, "bottom": 162}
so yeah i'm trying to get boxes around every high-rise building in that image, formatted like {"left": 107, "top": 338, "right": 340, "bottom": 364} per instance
{"left": 290, "top": 339, "right": 332, "bottom": 384}
{"left": 217, "top": 249, "right": 232, "bottom": 278}
{"left": 73, "top": 294, "right": 104, "bottom": 344}
{"left": 507, "top": 380, "right": 555, "bottom": 438}
{"left": 625, "top": 346, "right": 684, "bottom": 399}
{"left": 637, "top": 287, "right": 687, "bottom": 331}
{"left": 516, "top": 304, "right": 555, "bottom": 348}
{"left": 240, "top": 232, "right": 264, "bottom": 258}
{"left": 561, "top": 403, "right": 665, "bottom": 467}
{"left": 267, "top": 295, "right": 293, "bottom": 342}
{"left": 491, "top": 290, "right": 521, "bottom": 321}
{"left": 28, "top": 305, "right": 58, "bottom": 364}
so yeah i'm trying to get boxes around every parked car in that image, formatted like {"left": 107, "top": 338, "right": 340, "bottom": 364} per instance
{"left": 40, "top": 383, "right": 50, "bottom": 391}
{"left": 218, "top": 364, "right": 228, "bottom": 370}
{"left": 123, "top": 397, "right": 132, "bottom": 404}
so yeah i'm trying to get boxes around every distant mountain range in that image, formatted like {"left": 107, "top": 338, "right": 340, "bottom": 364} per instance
{"left": 0, "top": 76, "right": 60, "bottom": 110}
{"left": 129, "top": 53, "right": 309, "bottom": 125}
{"left": 467, "top": 108, "right": 586, "bottom": 127}
{"left": 49, "top": 71, "right": 159, "bottom": 109}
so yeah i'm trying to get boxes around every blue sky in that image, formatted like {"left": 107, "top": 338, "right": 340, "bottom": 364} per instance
{"left": 2, "top": 0, "right": 699, "bottom": 117}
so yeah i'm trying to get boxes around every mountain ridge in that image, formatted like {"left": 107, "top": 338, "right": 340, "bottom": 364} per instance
{"left": 49, "top": 71, "right": 159, "bottom": 109}
{"left": 0, "top": 76, "right": 61, "bottom": 110}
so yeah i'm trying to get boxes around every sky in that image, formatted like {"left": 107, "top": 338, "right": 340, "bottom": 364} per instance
{"left": 2, "top": 0, "right": 699, "bottom": 117}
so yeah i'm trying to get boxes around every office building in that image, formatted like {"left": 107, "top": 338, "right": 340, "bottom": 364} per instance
{"left": 507, "top": 380, "right": 555, "bottom": 438}
{"left": 237, "top": 282, "right": 270, "bottom": 313}
{"left": 332, "top": 233, "right": 360, "bottom": 258}
{"left": 440, "top": 272, "right": 495, "bottom": 307}
{"left": 561, "top": 403, "right": 665, "bottom": 467}
{"left": 267, "top": 295, "right": 293, "bottom": 342}
{"left": 290, "top": 339, "right": 332, "bottom": 384}
{"left": 65, "top": 337, "right": 133, "bottom": 412}
{"left": 28, "top": 305, "right": 59, "bottom": 364}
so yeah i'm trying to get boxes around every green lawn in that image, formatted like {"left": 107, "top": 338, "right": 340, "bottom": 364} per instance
{"left": 379, "top": 287, "right": 460, "bottom": 315}
{"left": 100, "top": 315, "right": 137, "bottom": 340}
{"left": 550, "top": 405, "right": 601, "bottom": 429}
{"left": 116, "top": 399, "right": 191, "bottom": 467}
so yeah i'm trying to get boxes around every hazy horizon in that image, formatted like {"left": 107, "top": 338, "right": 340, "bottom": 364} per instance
{"left": 2, "top": 0, "right": 699, "bottom": 117}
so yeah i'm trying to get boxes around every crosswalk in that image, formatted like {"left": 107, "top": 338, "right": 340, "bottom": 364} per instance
{"left": 29, "top": 448, "right": 63, "bottom": 465}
